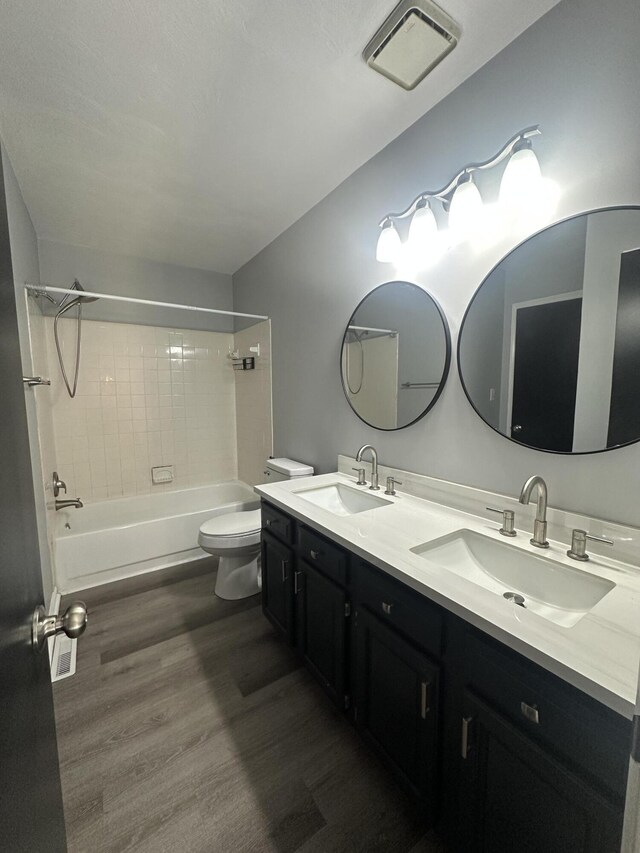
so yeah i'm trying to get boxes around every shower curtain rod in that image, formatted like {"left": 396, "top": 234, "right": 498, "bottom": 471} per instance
{"left": 348, "top": 324, "right": 397, "bottom": 336}
{"left": 25, "top": 284, "right": 269, "bottom": 322}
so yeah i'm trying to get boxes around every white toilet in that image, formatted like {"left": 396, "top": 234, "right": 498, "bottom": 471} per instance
{"left": 198, "top": 458, "right": 314, "bottom": 600}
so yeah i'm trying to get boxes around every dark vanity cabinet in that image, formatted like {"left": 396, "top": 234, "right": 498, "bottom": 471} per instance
{"left": 354, "top": 605, "right": 440, "bottom": 809}
{"left": 261, "top": 501, "right": 296, "bottom": 643}
{"left": 260, "top": 501, "right": 631, "bottom": 850}
{"left": 457, "top": 691, "right": 622, "bottom": 853}
{"left": 295, "top": 559, "right": 349, "bottom": 707}
{"left": 261, "top": 504, "right": 350, "bottom": 705}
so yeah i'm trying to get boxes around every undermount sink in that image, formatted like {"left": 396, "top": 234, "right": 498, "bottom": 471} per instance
{"left": 294, "top": 482, "right": 392, "bottom": 516}
{"left": 411, "top": 529, "right": 615, "bottom": 628}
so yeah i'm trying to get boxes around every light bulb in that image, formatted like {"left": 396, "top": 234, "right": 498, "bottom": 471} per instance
{"left": 500, "top": 143, "right": 542, "bottom": 211}
{"left": 448, "top": 176, "right": 484, "bottom": 239}
{"left": 408, "top": 201, "right": 438, "bottom": 248}
{"left": 376, "top": 220, "right": 402, "bottom": 263}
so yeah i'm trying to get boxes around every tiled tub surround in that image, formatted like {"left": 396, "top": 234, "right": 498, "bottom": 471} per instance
{"left": 46, "top": 318, "right": 239, "bottom": 501}
{"left": 257, "top": 459, "right": 640, "bottom": 718}
{"left": 27, "top": 298, "right": 59, "bottom": 582}
{"left": 234, "top": 321, "right": 273, "bottom": 486}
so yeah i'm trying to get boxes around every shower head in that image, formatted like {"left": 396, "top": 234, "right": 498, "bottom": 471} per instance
{"left": 55, "top": 280, "right": 99, "bottom": 317}
{"left": 67, "top": 281, "right": 99, "bottom": 305}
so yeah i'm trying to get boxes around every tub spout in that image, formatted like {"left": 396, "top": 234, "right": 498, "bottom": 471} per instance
{"left": 55, "top": 498, "right": 83, "bottom": 510}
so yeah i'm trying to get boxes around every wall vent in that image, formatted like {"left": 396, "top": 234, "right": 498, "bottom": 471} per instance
{"left": 363, "top": 0, "right": 461, "bottom": 90}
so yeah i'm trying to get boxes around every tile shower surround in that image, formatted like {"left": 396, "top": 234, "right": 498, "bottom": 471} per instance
{"left": 48, "top": 318, "right": 240, "bottom": 501}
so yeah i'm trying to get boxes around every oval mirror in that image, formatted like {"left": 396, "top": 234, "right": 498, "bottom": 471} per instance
{"left": 341, "top": 281, "right": 451, "bottom": 430}
{"left": 459, "top": 206, "right": 640, "bottom": 454}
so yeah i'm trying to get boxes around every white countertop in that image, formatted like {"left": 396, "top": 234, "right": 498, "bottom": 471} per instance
{"left": 256, "top": 471, "right": 640, "bottom": 719}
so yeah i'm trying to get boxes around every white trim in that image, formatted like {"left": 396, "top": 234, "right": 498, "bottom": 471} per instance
{"left": 505, "top": 290, "right": 583, "bottom": 434}
{"left": 26, "top": 284, "right": 268, "bottom": 322}
{"left": 46, "top": 587, "right": 61, "bottom": 665}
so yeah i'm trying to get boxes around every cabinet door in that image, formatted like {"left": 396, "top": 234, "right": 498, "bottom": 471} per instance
{"left": 261, "top": 531, "right": 295, "bottom": 644}
{"left": 354, "top": 606, "right": 440, "bottom": 811}
{"left": 296, "top": 560, "right": 348, "bottom": 708}
{"left": 457, "top": 690, "right": 622, "bottom": 853}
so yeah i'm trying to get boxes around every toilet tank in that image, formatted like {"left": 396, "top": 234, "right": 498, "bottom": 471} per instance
{"left": 262, "top": 458, "right": 314, "bottom": 484}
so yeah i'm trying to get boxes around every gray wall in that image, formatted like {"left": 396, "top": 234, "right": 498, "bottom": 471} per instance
{"left": 1, "top": 141, "right": 55, "bottom": 604}
{"left": 233, "top": 0, "right": 640, "bottom": 526}
{"left": 38, "top": 239, "right": 234, "bottom": 333}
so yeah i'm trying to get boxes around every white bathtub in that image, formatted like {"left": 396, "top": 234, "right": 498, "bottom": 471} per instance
{"left": 55, "top": 481, "right": 259, "bottom": 593}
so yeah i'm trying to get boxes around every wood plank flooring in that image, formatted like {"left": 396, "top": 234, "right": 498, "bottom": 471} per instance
{"left": 54, "top": 559, "right": 446, "bottom": 853}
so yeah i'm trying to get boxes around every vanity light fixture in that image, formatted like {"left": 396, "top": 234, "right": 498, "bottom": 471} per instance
{"left": 448, "top": 172, "right": 484, "bottom": 239}
{"left": 499, "top": 137, "right": 543, "bottom": 211}
{"left": 408, "top": 198, "right": 438, "bottom": 246}
{"left": 376, "top": 125, "right": 543, "bottom": 263}
{"left": 376, "top": 219, "right": 403, "bottom": 263}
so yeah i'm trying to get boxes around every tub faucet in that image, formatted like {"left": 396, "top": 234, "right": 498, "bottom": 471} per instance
{"left": 55, "top": 498, "right": 83, "bottom": 510}
{"left": 356, "top": 445, "right": 380, "bottom": 491}
{"left": 518, "top": 475, "right": 549, "bottom": 548}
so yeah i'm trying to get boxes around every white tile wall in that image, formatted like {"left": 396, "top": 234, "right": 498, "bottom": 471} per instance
{"left": 234, "top": 321, "right": 273, "bottom": 486}
{"left": 27, "top": 300, "right": 58, "bottom": 566}
{"left": 47, "top": 318, "right": 239, "bottom": 501}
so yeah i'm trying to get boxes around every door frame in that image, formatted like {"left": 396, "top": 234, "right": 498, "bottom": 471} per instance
{"left": 505, "top": 290, "right": 583, "bottom": 435}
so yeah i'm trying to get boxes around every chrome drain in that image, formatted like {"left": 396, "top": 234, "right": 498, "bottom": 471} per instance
{"left": 503, "top": 591, "right": 526, "bottom": 608}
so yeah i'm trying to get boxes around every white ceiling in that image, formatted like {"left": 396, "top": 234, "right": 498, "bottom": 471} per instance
{"left": 0, "top": 0, "right": 559, "bottom": 274}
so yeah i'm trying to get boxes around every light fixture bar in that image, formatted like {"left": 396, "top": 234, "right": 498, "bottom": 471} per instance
{"left": 378, "top": 125, "right": 541, "bottom": 225}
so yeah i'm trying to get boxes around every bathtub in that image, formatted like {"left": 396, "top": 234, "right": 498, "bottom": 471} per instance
{"left": 55, "top": 481, "right": 259, "bottom": 593}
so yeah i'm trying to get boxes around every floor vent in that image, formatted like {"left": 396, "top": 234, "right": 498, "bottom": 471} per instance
{"left": 51, "top": 633, "right": 77, "bottom": 682}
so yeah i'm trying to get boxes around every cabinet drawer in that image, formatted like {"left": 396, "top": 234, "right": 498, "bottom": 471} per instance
{"left": 464, "top": 631, "right": 631, "bottom": 799}
{"left": 355, "top": 560, "right": 443, "bottom": 660}
{"left": 297, "top": 525, "right": 348, "bottom": 586}
{"left": 261, "top": 502, "right": 294, "bottom": 545}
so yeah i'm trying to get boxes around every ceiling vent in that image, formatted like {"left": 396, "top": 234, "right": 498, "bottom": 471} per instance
{"left": 363, "top": 0, "right": 461, "bottom": 90}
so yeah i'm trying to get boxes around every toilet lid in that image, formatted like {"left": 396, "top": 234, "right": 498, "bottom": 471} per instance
{"left": 200, "top": 509, "right": 261, "bottom": 538}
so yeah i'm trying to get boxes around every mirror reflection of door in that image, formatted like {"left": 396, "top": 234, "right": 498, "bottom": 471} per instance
{"left": 459, "top": 207, "right": 640, "bottom": 454}
{"left": 509, "top": 294, "right": 582, "bottom": 452}
{"left": 608, "top": 248, "right": 640, "bottom": 447}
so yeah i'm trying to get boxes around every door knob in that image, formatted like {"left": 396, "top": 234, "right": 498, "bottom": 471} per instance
{"left": 32, "top": 601, "right": 88, "bottom": 653}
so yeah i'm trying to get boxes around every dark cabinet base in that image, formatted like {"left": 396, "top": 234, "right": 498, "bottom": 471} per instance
{"left": 456, "top": 691, "right": 622, "bottom": 853}
{"left": 354, "top": 606, "right": 440, "bottom": 814}
{"left": 260, "top": 501, "right": 629, "bottom": 850}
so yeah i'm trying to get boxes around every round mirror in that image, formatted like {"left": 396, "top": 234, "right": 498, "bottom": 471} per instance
{"left": 341, "top": 281, "right": 451, "bottom": 430}
{"left": 458, "top": 206, "right": 640, "bottom": 454}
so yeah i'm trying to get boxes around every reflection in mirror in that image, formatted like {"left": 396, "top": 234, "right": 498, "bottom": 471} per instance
{"left": 341, "top": 281, "right": 450, "bottom": 430}
{"left": 458, "top": 207, "right": 640, "bottom": 453}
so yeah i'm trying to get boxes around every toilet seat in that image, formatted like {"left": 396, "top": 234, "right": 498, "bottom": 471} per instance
{"left": 198, "top": 509, "right": 261, "bottom": 551}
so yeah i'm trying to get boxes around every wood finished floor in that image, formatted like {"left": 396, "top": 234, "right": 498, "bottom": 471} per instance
{"left": 54, "top": 559, "right": 446, "bottom": 853}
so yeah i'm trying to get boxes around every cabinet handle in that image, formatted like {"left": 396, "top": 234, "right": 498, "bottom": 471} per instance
{"left": 520, "top": 701, "right": 540, "bottom": 724}
{"left": 420, "top": 680, "right": 431, "bottom": 719}
{"left": 281, "top": 560, "right": 289, "bottom": 582}
{"left": 381, "top": 601, "right": 393, "bottom": 615}
{"left": 294, "top": 570, "right": 301, "bottom": 594}
{"left": 309, "top": 549, "right": 321, "bottom": 560}
{"left": 265, "top": 519, "right": 273, "bottom": 527}
{"left": 461, "top": 716, "right": 473, "bottom": 759}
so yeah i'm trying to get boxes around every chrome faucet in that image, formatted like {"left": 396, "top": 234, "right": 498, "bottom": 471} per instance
{"left": 518, "top": 475, "right": 549, "bottom": 548}
{"left": 356, "top": 445, "right": 380, "bottom": 491}
{"left": 55, "top": 498, "right": 83, "bottom": 510}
